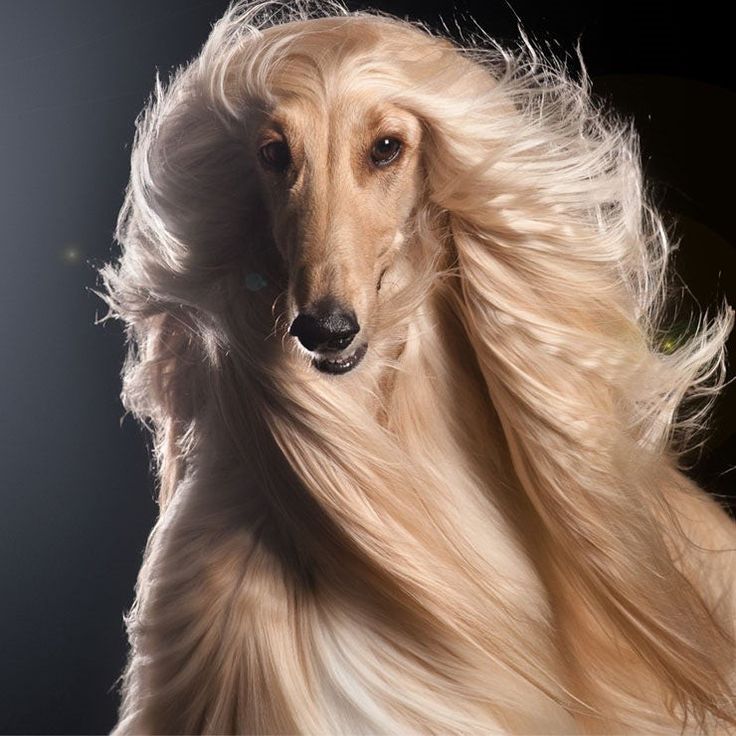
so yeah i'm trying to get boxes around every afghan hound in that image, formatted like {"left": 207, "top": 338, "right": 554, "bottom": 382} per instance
{"left": 96, "top": 1, "right": 736, "bottom": 732}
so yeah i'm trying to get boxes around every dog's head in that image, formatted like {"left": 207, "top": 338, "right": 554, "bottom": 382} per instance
{"left": 101, "top": 10, "right": 493, "bottom": 379}
{"left": 246, "top": 18, "right": 433, "bottom": 375}
{"left": 218, "top": 14, "right": 493, "bottom": 377}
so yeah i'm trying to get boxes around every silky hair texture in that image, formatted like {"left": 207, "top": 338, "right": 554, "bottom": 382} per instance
{"left": 97, "top": 1, "right": 736, "bottom": 733}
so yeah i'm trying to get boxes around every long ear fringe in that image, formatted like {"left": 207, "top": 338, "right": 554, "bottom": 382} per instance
{"left": 421, "top": 32, "right": 736, "bottom": 729}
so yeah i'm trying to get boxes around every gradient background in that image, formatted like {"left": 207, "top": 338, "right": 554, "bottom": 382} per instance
{"left": 1, "top": 0, "right": 734, "bottom": 731}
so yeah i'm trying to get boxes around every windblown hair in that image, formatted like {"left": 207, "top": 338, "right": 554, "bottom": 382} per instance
{"left": 97, "top": 1, "right": 736, "bottom": 732}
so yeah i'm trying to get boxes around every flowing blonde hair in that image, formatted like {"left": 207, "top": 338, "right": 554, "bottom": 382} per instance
{"left": 97, "top": 1, "right": 736, "bottom": 732}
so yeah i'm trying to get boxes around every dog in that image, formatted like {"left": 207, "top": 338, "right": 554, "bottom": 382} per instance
{"left": 96, "top": 1, "right": 736, "bottom": 732}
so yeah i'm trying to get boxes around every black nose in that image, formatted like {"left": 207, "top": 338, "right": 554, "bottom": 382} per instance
{"left": 289, "top": 301, "right": 360, "bottom": 352}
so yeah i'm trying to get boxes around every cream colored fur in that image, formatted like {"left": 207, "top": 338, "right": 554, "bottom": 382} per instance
{"left": 97, "top": 1, "right": 736, "bottom": 732}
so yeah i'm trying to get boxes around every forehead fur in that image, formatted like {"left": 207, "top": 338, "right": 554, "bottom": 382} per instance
{"left": 229, "top": 15, "right": 459, "bottom": 108}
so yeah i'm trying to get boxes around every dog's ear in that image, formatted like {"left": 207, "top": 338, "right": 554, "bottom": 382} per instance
{"left": 413, "top": 38, "right": 736, "bottom": 724}
{"left": 95, "top": 55, "right": 265, "bottom": 507}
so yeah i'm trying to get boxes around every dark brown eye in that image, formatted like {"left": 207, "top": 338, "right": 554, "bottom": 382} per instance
{"left": 259, "top": 140, "right": 291, "bottom": 172}
{"left": 371, "top": 137, "right": 402, "bottom": 167}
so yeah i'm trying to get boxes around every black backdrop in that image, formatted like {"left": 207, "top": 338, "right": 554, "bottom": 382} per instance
{"left": 1, "top": 1, "right": 733, "bottom": 732}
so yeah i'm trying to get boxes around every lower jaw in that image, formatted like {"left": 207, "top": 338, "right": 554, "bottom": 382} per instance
{"left": 313, "top": 342, "right": 368, "bottom": 375}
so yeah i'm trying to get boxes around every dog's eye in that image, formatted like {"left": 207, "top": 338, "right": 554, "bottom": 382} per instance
{"left": 371, "top": 137, "right": 402, "bottom": 167}
{"left": 259, "top": 140, "right": 291, "bottom": 172}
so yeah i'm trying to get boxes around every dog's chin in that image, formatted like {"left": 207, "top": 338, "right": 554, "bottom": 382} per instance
{"left": 312, "top": 342, "right": 368, "bottom": 375}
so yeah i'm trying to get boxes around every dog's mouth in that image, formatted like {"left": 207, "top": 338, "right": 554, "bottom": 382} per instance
{"left": 312, "top": 342, "right": 368, "bottom": 375}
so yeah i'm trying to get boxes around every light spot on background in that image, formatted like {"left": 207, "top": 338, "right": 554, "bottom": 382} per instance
{"left": 60, "top": 244, "right": 83, "bottom": 264}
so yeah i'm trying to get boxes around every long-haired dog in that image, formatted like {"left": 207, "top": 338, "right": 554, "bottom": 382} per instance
{"left": 97, "top": 1, "right": 736, "bottom": 732}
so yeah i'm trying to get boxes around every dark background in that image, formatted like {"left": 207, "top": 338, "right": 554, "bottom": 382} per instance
{"left": 1, "top": 0, "right": 733, "bottom": 732}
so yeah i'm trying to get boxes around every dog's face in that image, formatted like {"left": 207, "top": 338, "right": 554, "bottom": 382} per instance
{"left": 252, "top": 74, "right": 424, "bottom": 375}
